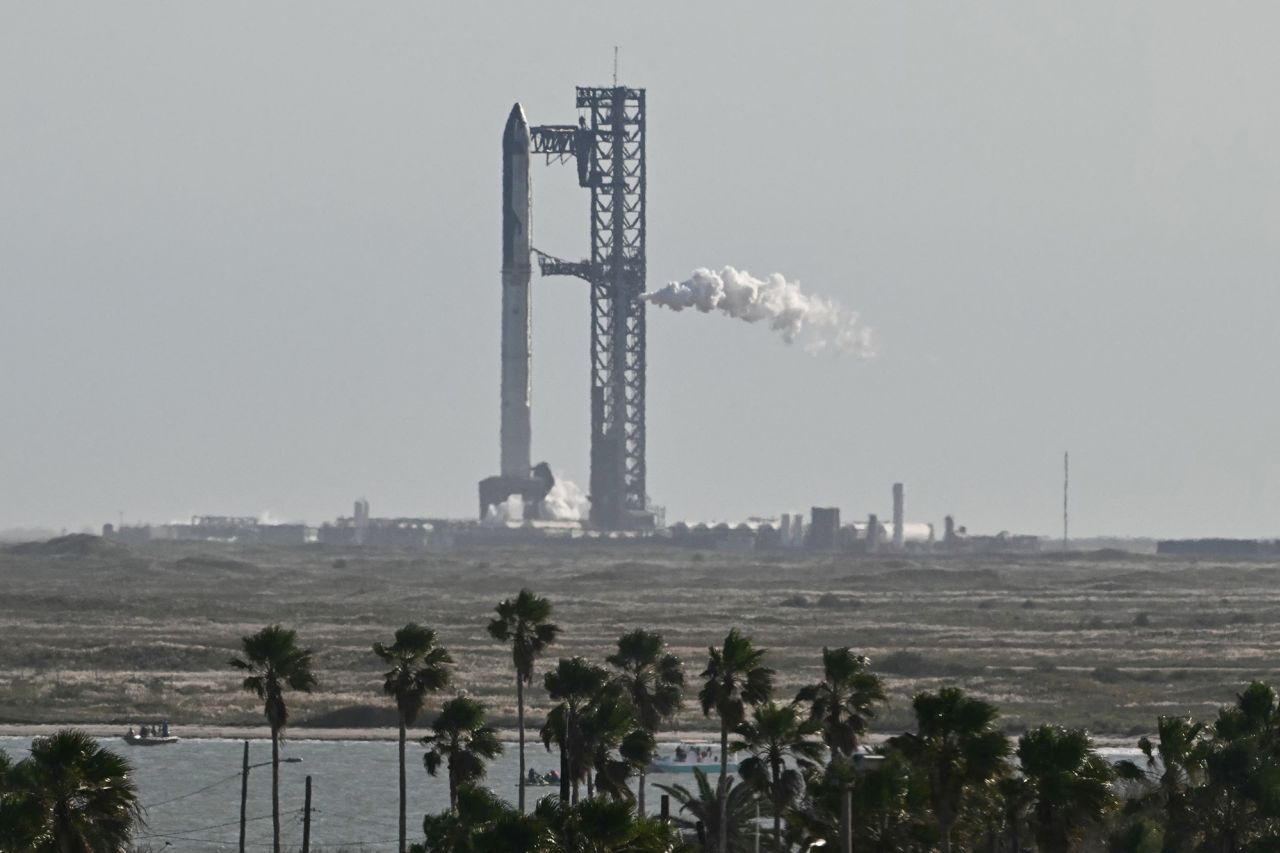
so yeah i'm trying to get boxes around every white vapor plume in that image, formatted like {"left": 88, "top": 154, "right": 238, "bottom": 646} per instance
{"left": 542, "top": 477, "right": 589, "bottom": 522}
{"left": 482, "top": 475, "right": 590, "bottom": 525}
{"left": 644, "top": 267, "right": 876, "bottom": 356}
{"left": 482, "top": 495, "right": 523, "bottom": 525}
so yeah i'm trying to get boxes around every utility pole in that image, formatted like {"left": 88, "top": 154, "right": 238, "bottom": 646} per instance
{"left": 239, "top": 741, "right": 249, "bottom": 853}
{"left": 239, "top": 745, "right": 301, "bottom": 853}
{"left": 302, "top": 775, "right": 312, "bottom": 853}
{"left": 1063, "top": 451, "right": 1070, "bottom": 551}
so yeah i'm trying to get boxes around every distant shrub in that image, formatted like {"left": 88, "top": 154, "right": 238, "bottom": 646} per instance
{"left": 691, "top": 553, "right": 705, "bottom": 563}
{"left": 1133, "top": 612, "right": 1151, "bottom": 627}
{"left": 332, "top": 558, "right": 348, "bottom": 569}
{"left": 1022, "top": 599, "right": 1037, "bottom": 609}
{"left": 1192, "top": 612, "right": 1256, "bottom": 628}
{"left": 779, "top": 594, "right": 811, "bottom": 608}
{"left": 1091, "top": 666, "right": 1124, "bottom": 684}
{"left": 816, "top": 593, "right": 862, "bottom": 610}
{"left": 878, "top": 651, "right": 930, "bottom": 676}
{"left": 45, "top": 681, "right": 88, "bottom": 701}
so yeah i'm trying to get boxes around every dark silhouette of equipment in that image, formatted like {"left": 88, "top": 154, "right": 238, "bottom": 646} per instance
{"left": 478, "top": 463, "right": 555, "bottom": 521}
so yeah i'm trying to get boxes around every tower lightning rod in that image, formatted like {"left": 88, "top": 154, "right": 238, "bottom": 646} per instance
{"left": 1063, "top": 451, "right": 1069, "bottom": 551}
{"left": 613, "top": 46, "right": 619, "bottom": 86}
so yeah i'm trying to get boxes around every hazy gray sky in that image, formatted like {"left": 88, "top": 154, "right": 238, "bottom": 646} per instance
{"left": 2, "top": 3, "right": 1277, "bottom": 538}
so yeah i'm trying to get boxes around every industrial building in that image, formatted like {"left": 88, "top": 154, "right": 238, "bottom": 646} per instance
{"left": 104, "top": 516, "right": 309, "bottom": 547}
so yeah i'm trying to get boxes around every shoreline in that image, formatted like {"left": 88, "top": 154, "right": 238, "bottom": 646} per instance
{"left": 0, "top": 723, "right": 720, "bottom": 743}
{"left": 0, "top": 723, "right": 1144, "bottom": 749}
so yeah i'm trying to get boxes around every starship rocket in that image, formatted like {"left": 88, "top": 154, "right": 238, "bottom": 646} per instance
{"left": 500, "top": 103, "right": 532, "bottom": 478}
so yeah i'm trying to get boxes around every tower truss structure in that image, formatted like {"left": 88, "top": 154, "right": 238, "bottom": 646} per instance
{"left": 531, "top": 86, "right": 651, "bottom": 530}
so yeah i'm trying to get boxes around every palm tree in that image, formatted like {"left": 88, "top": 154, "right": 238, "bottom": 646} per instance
{"left": 787, "top": 750, "right": 932, "bottom": 853}
{"left": 795, "top": 647, "right": 885, "bottom": 762}
{"left": 488, "top": 589, "right": 561, "bottom": 813}
{"left": 230, "top": 624, "right": 317, "bottom": 853}
{"left": 422, "top": 696, "right": 504, "bottom": 812}
{"left": 1115, "top": 714, "right": 1206, "bottom": 852}
{"left": 0, "top": 748, "right": 31, "bottom": 852}
{"left": 418, "top": 782, "right": 530, "bottom": 853}
{"left": 890, "top": 687, "right": 1010, "bottom": 853}
{"left": 658, "top": 767, "right": 761, "bottom": 852}
{"left": 733, "top": 701, "right": 823, "bottom": 851}
{"left": 580, "top": 687, "right": 655, "bottom": 803}
{"left": 699, "top": 628, "right": 774, "bottom": 853}
{"left": 373, "top": 623, "right": 453, "bottom": 853}
{"left": 544, "top": 656, "right": 610, "bottom": 803}
{"left": 1017, "top": 725, "right": 1116, "bottom": 853}
{"left": 1194, "top": 682, "right": 1280, "bottom": 852}
{"left": 534, "top": 796, "right": 683, "bottom": 853}
{"left": 607, "top": 629, "right": 685, "bottom": 815}
{"left": 5, "top": 729, "right": 142, "bottom": 852}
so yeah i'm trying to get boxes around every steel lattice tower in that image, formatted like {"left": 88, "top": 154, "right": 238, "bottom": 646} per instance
{"left": 531, "top": 86, "right": 651, "bottom": 530}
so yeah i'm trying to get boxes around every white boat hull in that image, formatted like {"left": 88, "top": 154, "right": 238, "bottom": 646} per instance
{"left": 121, "top": 735, "right": 178, "bottom": 746}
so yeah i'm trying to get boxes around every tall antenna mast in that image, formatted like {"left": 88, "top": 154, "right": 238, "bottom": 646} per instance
{"left": 613, "top": 46, "right": 619, "bottom": 86}
{"left": 1063, "top": 451, "right": 1069, "bottom": 551}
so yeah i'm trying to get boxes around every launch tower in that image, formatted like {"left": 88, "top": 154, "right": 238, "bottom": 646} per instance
{"left": 532, "top": 86, "right": 652, "bottom": 530}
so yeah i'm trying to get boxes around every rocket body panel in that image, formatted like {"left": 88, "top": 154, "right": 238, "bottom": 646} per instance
{"left": 501, "top": 104, "right": 533, "bottom": 478}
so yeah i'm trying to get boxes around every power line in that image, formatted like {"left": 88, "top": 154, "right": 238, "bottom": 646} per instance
{"left": 134, "top": 811, "right": 273, "bottom": 840}
{"left": 143, "top": 771, "right": 242, "bottom": 809}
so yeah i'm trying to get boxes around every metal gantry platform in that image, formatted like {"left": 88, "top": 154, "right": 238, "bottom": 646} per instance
{"left": 531, "top": 86, "right": 651, "bottom": 530}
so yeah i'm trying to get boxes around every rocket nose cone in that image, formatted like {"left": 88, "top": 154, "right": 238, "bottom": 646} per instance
{"left": 503, "top": 102, "right": 531, "bottom": 153}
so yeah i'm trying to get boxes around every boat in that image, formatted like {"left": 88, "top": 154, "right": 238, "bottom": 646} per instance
{"left": 121, "top": 733, "right": 178, "bottom": 746}
{"left": 121, "top": 725, "right": 178, "bottom": 746}
{"left": 650, "top": 743, "right": 736, "bottom": 774}
{"left": 515, "top": 773, "right": 560, "bottom": 788}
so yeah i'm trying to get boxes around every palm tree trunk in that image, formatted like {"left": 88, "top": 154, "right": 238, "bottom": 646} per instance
{"left": 570, "top": 707, "right": 579, "bottom": 805}
{"left": 771, "top": 759, "right": 785, "bottom": 852}
{"left": 517, "top": 676, "right": 526, "bottom": 813}
{"left": 637, "top": 768, "right": 647, "bottom": 816}
{"left": 718, "top": 721, "right": 730, "bottom": 853}
{"left": 773, "top": 790, "right": 783, "bottom": 852}
{"left": 398, "top": 716, "right": 407, "bottom": 853}
{"left": 566, "top": 705, "right": 577, "bottom": 804}
{"left": 54, "top": 808, "right": 74, "bottom": 853}
{"left": 559, "top": 742, "right": 570, "bottom": 803}
{"left": 272, "top": 727, "right": 281, "bottom": 853}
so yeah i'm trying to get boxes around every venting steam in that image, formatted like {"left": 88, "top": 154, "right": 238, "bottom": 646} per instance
{"left": 644, "top": 267, "right": 876, "bottom": 356}
{"left": 483, "top": 475, "right": 590, "bottom": 525}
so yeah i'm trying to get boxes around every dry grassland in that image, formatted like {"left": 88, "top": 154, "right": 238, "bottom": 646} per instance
{"left": 1, "top": 537, "right": 1277, "bottom": 739}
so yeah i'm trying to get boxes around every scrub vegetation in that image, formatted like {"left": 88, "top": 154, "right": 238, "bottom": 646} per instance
{"left": 0, "top": 538, "right": 1278, "bottom": 737}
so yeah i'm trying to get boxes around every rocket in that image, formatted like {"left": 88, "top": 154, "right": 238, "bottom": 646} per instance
{"left": 500, "top": 103, "right": 532, "bottom": 478}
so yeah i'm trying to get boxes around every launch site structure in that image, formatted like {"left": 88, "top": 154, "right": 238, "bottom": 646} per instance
{"left": 481, "top": 85, "right": 654, "bottom": 531}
